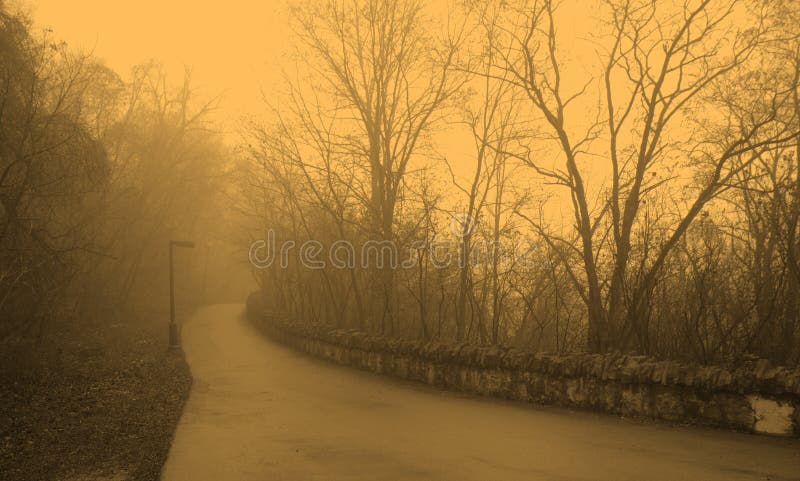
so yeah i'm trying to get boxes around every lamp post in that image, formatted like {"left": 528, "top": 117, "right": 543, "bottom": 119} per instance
{"left": 169, "top": 240, "right": 195, "bottom": 349}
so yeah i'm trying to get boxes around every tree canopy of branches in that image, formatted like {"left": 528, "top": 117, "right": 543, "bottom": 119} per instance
{"left": 241, "top": 0, "right": 800, "bottom": 367}
{"left": 0, "top": 4, "right": 228, "bottom": 342}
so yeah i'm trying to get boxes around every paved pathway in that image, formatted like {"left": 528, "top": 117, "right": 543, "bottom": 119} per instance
{"left": 162, "top": 304, "right": 800, "bottom": 481}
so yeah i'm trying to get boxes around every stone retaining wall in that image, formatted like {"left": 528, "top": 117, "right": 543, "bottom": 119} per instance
{"left": 246, "top": 292, "right": 800, "bottom": 436}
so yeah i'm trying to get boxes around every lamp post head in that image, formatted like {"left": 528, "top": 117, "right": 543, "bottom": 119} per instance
{"left": 171, "top": 240, "right": 195, "bottom": 248}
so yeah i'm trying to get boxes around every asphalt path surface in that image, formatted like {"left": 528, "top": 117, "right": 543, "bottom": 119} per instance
{"left": 162, "top": 304, "right": 800, "bottom": 481}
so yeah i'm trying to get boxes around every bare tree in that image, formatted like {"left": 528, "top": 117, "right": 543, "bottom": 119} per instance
{"left": 0, "top": 9, "right": 108, "bottom": 339}
{"left": 290, "top": 0, "right": 466, "bottom": 334}
{"left": 476, "top": 0, "right": 799, "bottom": 353}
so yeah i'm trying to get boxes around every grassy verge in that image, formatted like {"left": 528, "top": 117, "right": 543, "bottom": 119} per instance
{"left": 0, "top": 311, "right": 192, "bottom": 481}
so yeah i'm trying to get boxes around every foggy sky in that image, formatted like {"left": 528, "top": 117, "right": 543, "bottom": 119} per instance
{"left": 32, "top": 0, "right": 290, "bottom": 128}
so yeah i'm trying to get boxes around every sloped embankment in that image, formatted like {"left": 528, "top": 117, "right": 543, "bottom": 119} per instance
{"left": 0, "top": 313, "right": 192, "bottom": 481}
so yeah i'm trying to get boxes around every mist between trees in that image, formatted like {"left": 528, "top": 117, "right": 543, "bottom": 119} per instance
{"left": 3, "top": 0, "right": 800, "bottom": 367}
{"left": 0, "top": 3, "right": 243, "bottom": 346}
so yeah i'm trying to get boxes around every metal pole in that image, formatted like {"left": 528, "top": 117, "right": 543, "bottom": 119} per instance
{"left": 169, "top": 241, "right": 179, "bottom": 348}
{"left": 168, "top": 240, "right": 195, "bottom": 349}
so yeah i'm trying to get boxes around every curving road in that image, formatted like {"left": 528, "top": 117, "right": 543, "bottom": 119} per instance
{"left": 161, "top": 304, "right": 800, "bottom": 481}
